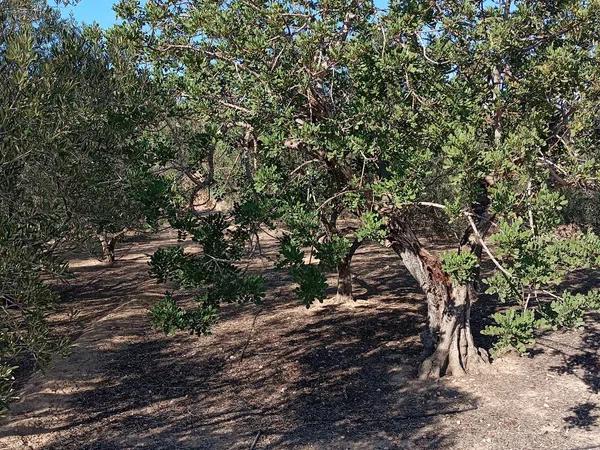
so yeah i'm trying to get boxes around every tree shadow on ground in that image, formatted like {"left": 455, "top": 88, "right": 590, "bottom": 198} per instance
{"left": 564, "top": 402, "right": 599, "bottom": 430}
{"left": 255, "top": 305, "right": 477, "bottom": 449}
{"left": 10, "top": 235, "right": 599, "bottom": 448}
{"left": 545, "top": 313, "right": 600, "bottom": 394}
{"left": 6, "top": 243, "right": 479, "bottom": 449}
{"left": 541, "top": 269, "right": 600, "bottom": 430}
{"left": 543, "top": 312, "right": 600, "bottom": 431}
{"left": 30, "top": 306, "right": 476, "bottom": 449}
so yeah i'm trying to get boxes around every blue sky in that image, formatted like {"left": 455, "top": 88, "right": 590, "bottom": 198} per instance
{"left": 59, "top": 0, "right": 391, "bottom": 28}
{"left": 57, "top": 0, "right": 120, "bottom": 28}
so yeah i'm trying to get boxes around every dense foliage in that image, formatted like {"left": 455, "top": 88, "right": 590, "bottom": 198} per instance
{"left": 117, "top": 0, "right": 600, "bottom": 378}
{"left": 0, "top": 0, "right": 166, "bottom": 409}
{"left": 2, "top": 0, "right": 600, "bottom": 412}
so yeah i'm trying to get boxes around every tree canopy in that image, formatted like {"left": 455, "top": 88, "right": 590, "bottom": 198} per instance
{"left": 109, "top": 0, "right": 600, "bottom": 379}
{"left": 0, "top": 0, "right": 168, "bottom": 407}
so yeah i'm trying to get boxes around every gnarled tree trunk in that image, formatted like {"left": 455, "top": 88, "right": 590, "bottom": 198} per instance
{"left": 388, "top": 217, "right": 488, "bottom": 379}
{"left": 99, "top": 233, "right": 116, "bottom": 265}
{"left": 335, "top": 239, "right": 361, "bottom": 302}
{"left": 98, "top": 229, "right": 127, "bottom": 266}
{"left": 416, "top": 280, "right": 487, "bottom": 379}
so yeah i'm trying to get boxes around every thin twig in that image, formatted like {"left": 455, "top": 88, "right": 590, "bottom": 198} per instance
{"left": 316, "top": 190, "right": 352, "bottom": 211}
{"left": 219, "top": 100, "right": 252, "bottom": 114}
{"left": 239, "top": 307, "right": 263, "bottom": 363}
{"left": 465, "top": 214, "right": 513, "bottom": 281}
{"left": 527, "top": 181, "right": 535, "bottom": 233}
{"left": 290, "top": 158, "right": 320, "bottom": 176}
{"left": 249, "top": 430, "right": 262, "bottom": 450}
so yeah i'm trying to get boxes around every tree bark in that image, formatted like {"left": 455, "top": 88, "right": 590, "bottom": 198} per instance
{"left": 387, "top": 216, "right": 488, "bottom": 379}
{"left": 99, "top": 234, "right": 116, "bottom": 265}
{"left": 416, "top": 281, "right": 488, "bottom": 379}
{"left": 98, "top": 230, "right": 126, "bottom": 266}
{"left": 335, "top": 238, "right": 361, "bottom": 302}
{"left": 321, "top": 208, "right": 361, "bottom": 302}
{"left": 336, "top": 258, "right": 353, "bottom": 301}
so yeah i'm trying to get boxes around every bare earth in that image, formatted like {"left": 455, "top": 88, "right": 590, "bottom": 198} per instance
{"left": 0, "top": 231, "right": 599, "bottom": 450}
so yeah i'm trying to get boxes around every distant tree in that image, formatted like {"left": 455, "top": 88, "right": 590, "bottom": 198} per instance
{"left": 0, "top": 0, "right": 167, "bottom": 408}
{"left": 51, "top": 24, "right": 171, "bottom": 264}
{"left": 120, "top": 0, "right": 600, "bottom": 378}
{"left": 0, "top": 0, "right": 80, "bottom": 409}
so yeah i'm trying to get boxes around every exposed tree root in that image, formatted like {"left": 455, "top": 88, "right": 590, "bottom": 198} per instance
{"left": 419, "top": 287, "right": 489, "bottom": 379}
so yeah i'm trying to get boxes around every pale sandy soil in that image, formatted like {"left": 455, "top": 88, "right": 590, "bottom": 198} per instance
{"left": 0, "top": 231, "right": 598, "bottom": 449}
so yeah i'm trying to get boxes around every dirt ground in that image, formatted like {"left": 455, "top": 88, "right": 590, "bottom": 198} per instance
{"left": 0, "top": 231, "right": 599, "bottom": 450}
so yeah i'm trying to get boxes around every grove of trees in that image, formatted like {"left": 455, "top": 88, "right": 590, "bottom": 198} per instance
{"left": 0, "top": 0, "right": 173, "bottom": 408}
{"left": 2, "top": 0, "right": 600, "bottom": 412}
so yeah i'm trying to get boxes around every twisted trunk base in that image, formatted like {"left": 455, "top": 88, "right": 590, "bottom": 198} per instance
{"left": 334, "top": 238, "right": 361, "bottom": 302}
{"left": 98, "top": 230, "right": 126, "bottom": 266}
{"left": 99, "top": 236, "right": 116, "bottom": 266}
{"left": 388, "top": 217, "right": 489, "bottom": 379}
{"left": 336, "top": 259, "right": 353, "bottom": 302}
{"left": 418, "top": 284, "right": 488, "bottom": 379}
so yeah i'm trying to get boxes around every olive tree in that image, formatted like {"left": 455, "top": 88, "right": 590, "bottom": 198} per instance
{"left": 0, "top": 0, "right": 168, "bottom": 408}
{"left": 120, "top": 0, "right": 600, "bottom": 378}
